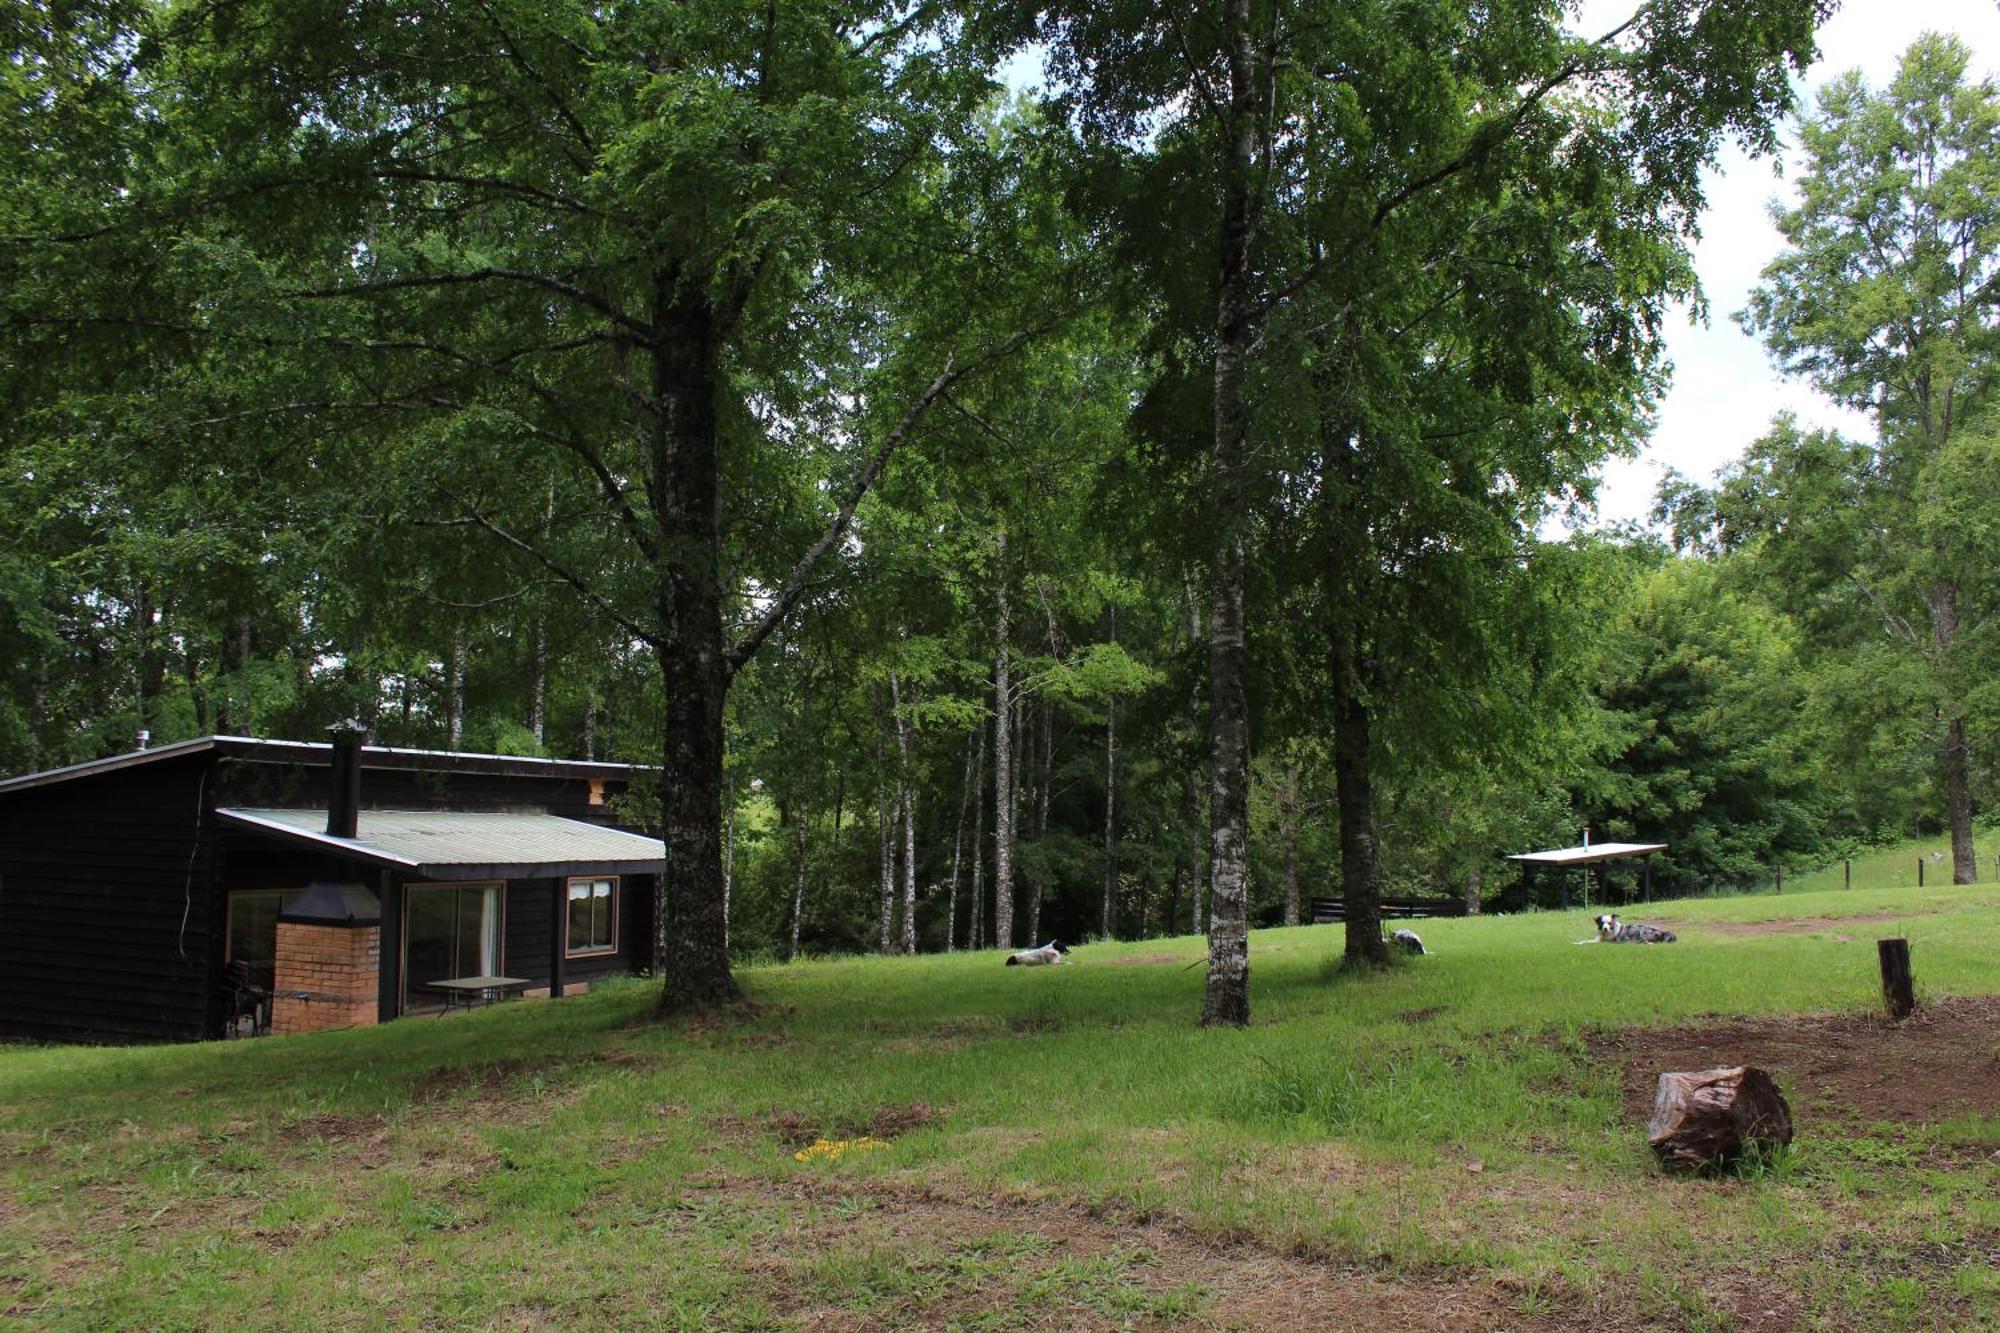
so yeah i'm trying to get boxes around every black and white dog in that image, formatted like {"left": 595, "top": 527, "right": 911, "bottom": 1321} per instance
{"left": 1005, "top": 940, "right": 1070, "bottom": 967}
{"left": 1582, "top": 912, "right": 1677, "bottom": 944}
{"left": 1389, "top": 928, "right": 1427, "bottom": 956}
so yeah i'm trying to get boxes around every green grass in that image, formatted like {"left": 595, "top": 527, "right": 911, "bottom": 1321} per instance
{"left": 2, "top": 883, "right": 1997, "bottom": 1329}
{"left": 1788, "top": 831, "right": 2000, "bottom": 893}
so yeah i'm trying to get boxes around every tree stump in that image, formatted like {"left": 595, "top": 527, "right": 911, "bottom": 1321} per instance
{"left": 1878, "top": 938, "right": 1916, "bottom": 1020}
{"left": 1647, "top": 1066, "right": 1793, "bottom": 1173}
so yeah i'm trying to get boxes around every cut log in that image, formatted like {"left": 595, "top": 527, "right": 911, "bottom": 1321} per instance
{"left": 1647, "top": 1066, "right": 1793, "bottom": 1173}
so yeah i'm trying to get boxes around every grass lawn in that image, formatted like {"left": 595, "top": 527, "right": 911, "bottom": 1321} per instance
{"left": 2, "top": 883, "right": 1997, "bottom": 1330}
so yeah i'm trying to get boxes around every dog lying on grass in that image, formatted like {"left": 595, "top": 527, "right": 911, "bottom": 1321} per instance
{"left": 1005, "top": 940, "right": 1069, "bottom": 966}
{"left": 1579, "top": 912, "right": 1677, "bottom": 944}
{"left": 1390, "top": 928, "right": 1427, "bottom": 956}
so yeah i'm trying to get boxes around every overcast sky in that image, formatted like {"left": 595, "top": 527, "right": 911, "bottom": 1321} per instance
{"left": 1577, "top": 0, "right": 2000, "bottom": 529}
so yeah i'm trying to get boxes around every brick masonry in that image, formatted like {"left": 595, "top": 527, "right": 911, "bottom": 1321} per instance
{"left": 271, "top": 922, "right": 380, "bottom": 1035}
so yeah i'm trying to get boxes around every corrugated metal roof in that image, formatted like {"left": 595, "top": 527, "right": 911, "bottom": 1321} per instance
{"left": 1506, "top": 842, "right": 1667, "bottom": 866}
{"left": 218, "top": 808, "right": 665, "bottom": 875}
{"left": 0, "top": 735, "right": 653, "bottom": 797}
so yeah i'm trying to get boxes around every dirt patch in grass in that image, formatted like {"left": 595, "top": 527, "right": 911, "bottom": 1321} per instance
{"left": 1647, "top": 910, "right": 1940, "bottom": 938}
{"left": 1396, "top": 1006, "right": 1447, "bottom": 1024}
{"left": 715, "top": 1174, "right": 1721, "bottom": 1331}
{"left": 279, "top": 1111, "right": 385, "bottom": 1145}
{"left": 732, "top": 1102, "right": 946, "bottom": 1152}
{"left": 1589, "top": 994, "right": 2000, "bottom": 1125}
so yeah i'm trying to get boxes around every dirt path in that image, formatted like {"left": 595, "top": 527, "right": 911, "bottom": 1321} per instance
{"left": 1587, "top": 994, "right": 2000, "bottom": 1126}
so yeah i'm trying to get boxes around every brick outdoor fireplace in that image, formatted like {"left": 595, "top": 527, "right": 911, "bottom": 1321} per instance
{"left": 271, "top": 881, "right": 380, "bottom": 1035}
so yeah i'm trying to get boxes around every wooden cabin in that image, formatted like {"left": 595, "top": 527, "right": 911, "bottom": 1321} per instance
{"left": 0, "top": 731, "right": 663, "bottom": 1043}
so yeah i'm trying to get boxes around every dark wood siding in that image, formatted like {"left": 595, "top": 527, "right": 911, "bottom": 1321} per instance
{"left": 0, "top": 755, "right": 218, "bottom": 1042}
{"left": 1, "top": 746, "right": 657, "bottom": 1042}
{"left": 497, "top": 873, "right": 653, "bottom": 990}
{"left": 214, "top": 759, "right": 628, "bottom": 822}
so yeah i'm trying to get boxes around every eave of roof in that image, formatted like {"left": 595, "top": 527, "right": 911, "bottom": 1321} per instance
{"left": 1505, "top": 842, "right": 1668, "bottom": 866}
{"left": 0, "top": 735, "right": 654, "bottom": 797}
{"left": 217, "top": 807, "right": 666, "bottom": 879}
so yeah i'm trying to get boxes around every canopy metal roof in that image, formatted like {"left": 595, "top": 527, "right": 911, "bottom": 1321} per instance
{"left": 219, "top": 808, "right": 665, "bottom": 879}
{"left": 1506, "top": 841, "right": 1667, "bottom": 867}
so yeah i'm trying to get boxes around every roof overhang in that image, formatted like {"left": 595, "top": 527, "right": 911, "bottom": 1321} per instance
{"left": 218, "top": 807, "right": 666, "bottom": 880}
{"left": 0, "top": 734, "right": 654, "bottom": 797}
{"left": 1506, "top": 842, "right": 1667, "bottom": 867}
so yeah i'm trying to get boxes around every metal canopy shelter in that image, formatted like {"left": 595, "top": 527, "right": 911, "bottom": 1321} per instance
{"left": 1506, "top": 839, "right": 1668, "bottom": 909}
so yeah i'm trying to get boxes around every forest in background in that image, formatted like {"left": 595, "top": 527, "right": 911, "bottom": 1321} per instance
{"left": 3, "top": 2, "right": 1995, "bottom": 1011}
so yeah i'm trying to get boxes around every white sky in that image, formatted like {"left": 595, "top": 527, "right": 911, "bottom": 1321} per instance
{"left": 1578, "top": 0, "right": 2000, "bottom": 528}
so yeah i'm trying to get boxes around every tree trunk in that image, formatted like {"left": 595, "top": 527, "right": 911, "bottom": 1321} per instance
{"left": 1281, "top": 758, "right": 1301, "bottom": 927}
{"left": 446, "top": 628, "right": 465, "bottom": 749}
{"left": 787, "top": 804, "right": 809, "bottom": 963}
{"left": 971, "top": 713, "right": 989, "bottom": 950}
{"left": 947, "top": 726, "right": 978, "bottom": 952}
{"left": 892, "top": 674, "right": 918, "bottom": 954}
{"left": 529, "top": 613, "right": 548, "bottom": 747}
{"left": 182, "top": 630, "right": 209, "bottom": 735}
{"left": 582, "top": 690, "right": 598, "bottom": 761}
{"left": 722, "top": 779, "right": 736, "bottom": 954}
{"left": 877, "top": 768, "right": 895, "bottom": 954}
{"left": 1201, "top": 0, "right": 1259, "bottom": 1028}
{"left": 1183, "top": 576, "right": 1208, "bottom": 935}
{"left": 1464, "top": 861, "right": 1484, "bottom": 916}
{"left": 1103, "top": 692, "right": 1118, "bottom": 940}
{"left": 1028, "top": 697, "right": 1052, "bottom": 945}
{"left": 900, "top": 781, "right": 917, "bottom": 953}
{"left": 650, "top": 286, "right": 740, "bottom": 1012}
{"left": 1333, "top": 650, "right": 1389, "bottom": 968}
{"left": 993, "top": 528, "right": 1016, "bottom": 949}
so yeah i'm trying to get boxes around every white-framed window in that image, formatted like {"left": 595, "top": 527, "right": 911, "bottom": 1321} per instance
{"left": 566, "top": 876, "right": 617, "bottom": 957}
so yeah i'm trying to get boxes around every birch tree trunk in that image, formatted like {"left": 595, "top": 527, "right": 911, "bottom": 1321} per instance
{"left": 877, "top": 783, "right": 895, "bottom": 953}
{"left": 890, "top": 673, "right": 917, "bottom": 952}
{"left": 992, "top": 529, "right": 1016, "bottom": 948}
{"left": 446, "top": 628, "right": 465, "bottom": 749}
{"left": 787, "top": 804, "right": 809, "bottom": 962}
{"left": 529, "top": 614, "right": 547, "bottom": 747}
{"left": 900, "top": 781, "right": 917, "bottom": 953}
{"left": 1200, "top": 0, "right": 1259, "bottom": 1028}
{"left": 1463, "top": 861, "right": 1484, "bottom": 916}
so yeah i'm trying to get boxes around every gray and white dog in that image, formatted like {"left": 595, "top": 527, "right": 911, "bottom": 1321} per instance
{"left": 1005, "top": 940, "right": 1069, "bottom": 966}
{"left": 1389, "top": 928, "right": 1427, "bottom": 956}
{"left": 1582, "top": 912, "right": 1677, "bottom": 944}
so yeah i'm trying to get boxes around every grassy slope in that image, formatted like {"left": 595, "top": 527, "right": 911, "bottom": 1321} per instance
{"left": 2, "top": 884, "right": 1997, "bottom": 1330}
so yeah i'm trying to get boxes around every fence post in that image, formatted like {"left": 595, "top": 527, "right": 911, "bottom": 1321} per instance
{"left": 1918, "top": 858, "right": 1925, "bottom": 889}
{"left": 1844, "top": 860, "right": 1850, "bottom": 890}
{"left": 1775, "top": 864, "right": 1782, "bottom": 895}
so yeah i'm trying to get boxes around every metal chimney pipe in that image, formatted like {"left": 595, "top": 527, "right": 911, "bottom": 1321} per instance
{"left": 326, "top": 719, "right": 368, "bottom": 838}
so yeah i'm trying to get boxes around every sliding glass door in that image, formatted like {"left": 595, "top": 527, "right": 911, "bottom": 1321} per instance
{"left": 404, "top": 884, "right": 501, "bottom": 1010}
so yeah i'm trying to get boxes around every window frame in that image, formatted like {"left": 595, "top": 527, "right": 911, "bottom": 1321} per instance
{"left": 400, "top": 880, "right": 507, "bottom": 1013}
{"left": 563, "top": 875, "right": 619, "bottom": 958}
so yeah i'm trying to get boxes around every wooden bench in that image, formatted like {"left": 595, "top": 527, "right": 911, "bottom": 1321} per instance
{"left": 1310, "top": 896, "right": 1468, "bottom": 925}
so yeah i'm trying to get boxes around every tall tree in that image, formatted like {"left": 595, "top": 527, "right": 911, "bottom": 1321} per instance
{"left": 1035, "top": 0, "right": 1825, "bottom": 1021}
{"left": 6, "top": 0, "right": 1062, "bottom": 1008}
{"left": 1735, "top": 35, "right": 2000, "bottom": 884}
